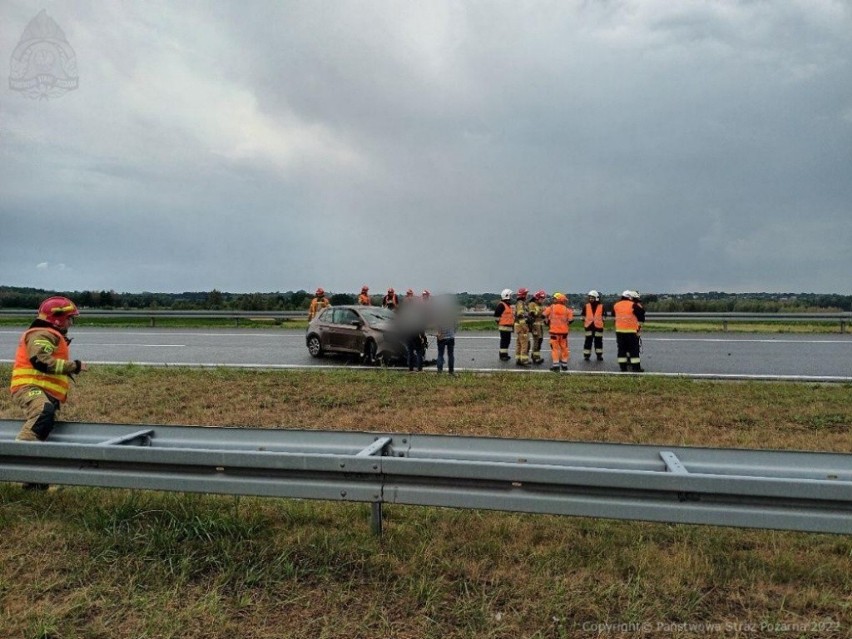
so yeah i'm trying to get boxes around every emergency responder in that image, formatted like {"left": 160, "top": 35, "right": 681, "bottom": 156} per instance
{"left": 528, "top": 290, "right": 547, "bottom": 365}
{"left": 494, "top": 289, "right": 515, "bottom": 361}
{"left": 308, "top": 288, "right": 330, "bottom": 321}
{"left": 543, "top": 292, "right": 574, "bottom": 371}
{"left": 613, "top": 290, "right": 645, "bottom": 372}
{"left": 382, "top": 287, "right": 399, "bottom": 311}
{"left": 582, "top": 290, "right": 605, "bottom": 361}
{"left": 514, "top": 288, "right": 531, "bottom": 366}
{"left": 358, "top": 286, "right": 371, "bottom": 306}
{"left": 10, "top": 297, "right": 88, "bottom": 489}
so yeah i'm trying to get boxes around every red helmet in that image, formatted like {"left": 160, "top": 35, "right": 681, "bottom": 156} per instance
{"left": 361, "top": 285, "right": 369, "bottom": 293}
{"left": 315, "top": 288, "right": 325, "bottom": 296}
{"left": 38, "top": 296, "right": 79, "bottom": 329}
{"left": 406, "top": 288, "right": 414, "bottom": 296}
{"left": 387, "top": 287, "right": 394, "bottom": 294}
{"left": 534, "top": 290, "right": 546, "bottom": 300}
{"left": 517, "top": 287, "right": 529, "bottom": 298}
{"left": 422, "top": 289, "right": 431, "bottom": 297}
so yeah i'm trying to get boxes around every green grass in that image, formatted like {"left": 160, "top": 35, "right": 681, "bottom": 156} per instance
{"left": 0, "top": 367, "right": 850, "bottom": 638}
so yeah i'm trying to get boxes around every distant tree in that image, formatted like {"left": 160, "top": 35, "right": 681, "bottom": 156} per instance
{"left": 207, "top": 289, "right": 224, "bottom": 309}
{"left": 330, "top": 293, "right": 354, "bottom": 306}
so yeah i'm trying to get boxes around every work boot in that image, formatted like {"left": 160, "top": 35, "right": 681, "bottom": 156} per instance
{"left": 561, "top": 364, "right": 568, "bottom": 371}
{"left": 583, "top": 355, "right": 590, "bottom": 361}
{"left": 499, "top": 354, "right": 510, "bottom": 362}
{"left": 550, "top": 365, "right": 560, "bottom": 373}
{"left": 516, "top": 360, "right": 529, "bottom": 367}
{"left": 596, "top": 354, "right": 604, "bottom": 361}
{"left": 619, "top": 363, "right": 628, "bottom": 372}
{"left": 631, "top": 364, "right": 645, "bottom": 373}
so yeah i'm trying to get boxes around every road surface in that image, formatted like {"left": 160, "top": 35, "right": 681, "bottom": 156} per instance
{"left": 2, "top": 328, "right": 849, "bottom": 382}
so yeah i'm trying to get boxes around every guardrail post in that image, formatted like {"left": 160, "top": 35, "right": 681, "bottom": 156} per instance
{"left": 841, "top": 320, "right": 847, "bottom": 335}
{"left": 723, "top": 320, "right": 728, "bottom": 332}
{"left": 370, "top": 502, "right": 383, "bottom": 536}
{"left": 150, "top": 316, "right": 155, "bottom": 328}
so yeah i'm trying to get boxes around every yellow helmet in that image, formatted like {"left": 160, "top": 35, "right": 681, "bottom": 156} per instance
{"left": 552, "top": 292, "right": 566, "bottom": 302}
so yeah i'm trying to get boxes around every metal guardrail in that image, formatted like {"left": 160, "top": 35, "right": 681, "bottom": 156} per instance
{"left": 0, "top": 309, "right": 849, "bottom": 331}
{"left": 1, "top": 420, "right": 850, "bottom": 535}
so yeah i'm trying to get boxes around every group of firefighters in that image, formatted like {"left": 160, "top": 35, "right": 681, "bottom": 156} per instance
{"left": 309, "top": 286, "right": 647, "bottom": 373}
{"left": 307, "top": 285, "right": 429, "bottom": 321}
{"left": 492, "top": 288, "right": 645, "bottom": 373}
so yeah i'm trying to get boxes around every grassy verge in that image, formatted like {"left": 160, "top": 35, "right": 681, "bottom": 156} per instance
{"left": 1, "top": 367, "right": 850, "bottom": 638}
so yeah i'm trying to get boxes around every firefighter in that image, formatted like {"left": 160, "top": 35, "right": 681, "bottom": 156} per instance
{"left": 308, "top": 288, "right": 330, "bottom": 321}
{"left": 582, "top": 290, "right": 605, "bottom": 361}
{"left": 543, "top": 292, "right": 574, "bottom": 371}
{"left": 613, "top": 290, "right": 645, "bottom": 372}
{"left": 514, "top": 288, "right": 531, "bottom": 366}
{"left": 528, "top": 290, "right": 547, "bottom": 365}
{"left": 10, "top": 297, "right": 88, "bottom": 488}
{"left": 358, "top": 286, "right": 371, "bottom": 306}
{"left": 382, "top": 287, "right": 399, "bottom": 311}
{"left": 494, "top": 289, "right": 515, "bottom": 361}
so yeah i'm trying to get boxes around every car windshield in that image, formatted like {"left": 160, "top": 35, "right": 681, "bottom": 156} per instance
{"left": 359, "top": 307, "right": 395, "bottom": 327}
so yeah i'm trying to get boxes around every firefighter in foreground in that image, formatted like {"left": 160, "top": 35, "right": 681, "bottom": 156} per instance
{"left": 494, "top": 289, "right": 515, "bottom": 361}
{"left": 528, "top": 290, "right": 547, "bottom": 365}
{"left": 513, "top": 288, "right": 531, "bottom": 366}
{"left": 582, "top": 290, "right": 605, "bottom": 361}
{"left": 613, "top": 290, "right": 645, "bottom": 372}
{"left": 10, "top": 297, "right": 88, "bottom": 487}
{"left": 543, "top": 292, "right": 574, "bottom": 371}
{"left": 308, "top": 288, "right": 330, "bottom": 320}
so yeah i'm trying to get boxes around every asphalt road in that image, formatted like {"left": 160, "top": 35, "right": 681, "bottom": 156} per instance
{"left": 2, "top": 328, "right": 849, "bottom": 382}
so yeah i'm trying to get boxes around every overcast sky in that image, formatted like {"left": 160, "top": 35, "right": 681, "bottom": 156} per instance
{"left": 1, "top": 1, "right": 850, "bottom": 296}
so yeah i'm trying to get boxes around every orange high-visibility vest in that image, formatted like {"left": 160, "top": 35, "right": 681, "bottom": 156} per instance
{"left": 584, "top": 302, "right": 604, "bottom": 329}
{"left": 544, "top": 303, "right": 573, "bottom": 334}
{"left": 614, "top": 300, "right": 640, "bottom": 333}
{"left": 358, "top": 294, "right": 371, "bottom": 306}
{"left": 10, "top": 328, "right": 72, "bottom": 402}
{"left": 498, "top": 301, "right": 515, "bottom": 328}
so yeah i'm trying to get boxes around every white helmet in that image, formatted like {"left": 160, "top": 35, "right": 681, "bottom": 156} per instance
{"left": 587, "top": 290, "right": 600, "bottom": 300}
{"left": 622, "top": 290, "right": 634, "bottom": 299}
{"left": 501, "top": 288, "right": 513, "bottom": 300}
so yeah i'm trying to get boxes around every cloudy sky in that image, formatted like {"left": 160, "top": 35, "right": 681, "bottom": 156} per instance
{"left": 1, "top": 1, "right": 850, "bottom": 295}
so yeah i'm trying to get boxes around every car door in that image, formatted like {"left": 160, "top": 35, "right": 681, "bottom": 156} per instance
{"left": 329, "top": 308, "right": 363, "bottom": 353}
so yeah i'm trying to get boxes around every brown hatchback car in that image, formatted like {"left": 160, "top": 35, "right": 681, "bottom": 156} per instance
{"left": 305, "top": 305, "right": 407, "bottom": 364}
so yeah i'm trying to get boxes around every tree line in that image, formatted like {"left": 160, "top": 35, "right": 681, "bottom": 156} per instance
{"left": 1, "top": 286, "right": 850, "bottom": 313}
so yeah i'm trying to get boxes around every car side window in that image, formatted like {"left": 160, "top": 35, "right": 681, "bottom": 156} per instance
{"left": 318, "top": 308, "right": 332, "bottom": 322}
{"left": 329, "top": 308, "right": 353, "bottom": 324}
{"left": 338, "top": 309, "right": 359, "bottom": 325}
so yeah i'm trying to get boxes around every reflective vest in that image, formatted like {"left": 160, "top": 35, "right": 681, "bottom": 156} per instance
{"left": 544, "top": 303, "right": 573, "bottom": 334}
{"left": 383, "top": 294, "right": 398, "bottom": 309}
{"left": 614, "top": 300, "right": 640, "bottom": 333}
{"left": 514, "top": 300, "right": 529, "bottom": 326}
{"left": 309, "top": 297, "right": 329, "bottom": 320}
{"left": 498, "top": 301, "right": 515, "bottom": 328}
{"left": 10, "top": 328, "right": 72, "bottom": 402}
{"left": 584, "top": 302, "right": 604, "bottom": 330}
{"left": 358, "top": 294, "right": 371, "bottom": 306}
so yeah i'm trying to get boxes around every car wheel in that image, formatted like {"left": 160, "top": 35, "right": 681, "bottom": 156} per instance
{"left": 307, "top": 334, "right": 323, "bottom": 357}
{"left": 364, "top": 339, "right": 378, "bottom": 365}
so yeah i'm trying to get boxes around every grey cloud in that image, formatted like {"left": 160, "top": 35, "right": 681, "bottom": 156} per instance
{"left": 1, "top": 1, "right": 850, "bottom": 294}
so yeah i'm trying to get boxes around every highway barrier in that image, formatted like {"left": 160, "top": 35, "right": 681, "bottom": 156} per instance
{"left": 1, "top": 420, "right": 850, "bottom": 536}
{"left": 0, "top": 309, "right": 849, "bottom": 331}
